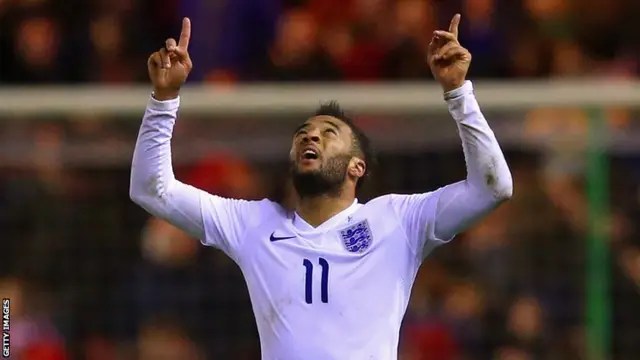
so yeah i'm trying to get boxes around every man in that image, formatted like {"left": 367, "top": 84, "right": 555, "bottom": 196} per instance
{"left": 130, "top": 15, "right": 512, "bottom": 360}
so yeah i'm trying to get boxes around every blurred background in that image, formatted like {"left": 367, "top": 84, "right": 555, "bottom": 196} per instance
{"left": 0, "top": 0, "right": 639, "bottom": 359}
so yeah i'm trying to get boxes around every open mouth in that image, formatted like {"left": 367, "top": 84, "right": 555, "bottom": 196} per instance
{"left": 302, "top": 149, "right": 319, "bottom": 160}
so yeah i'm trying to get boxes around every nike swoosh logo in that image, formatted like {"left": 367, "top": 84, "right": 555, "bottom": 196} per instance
{"left": 270, "top": 232, "right": 296, "bottom": 242}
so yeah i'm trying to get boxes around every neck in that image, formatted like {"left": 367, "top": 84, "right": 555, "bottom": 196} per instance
{"left": 295, "top": 192, "right": 355, "bottom": 228}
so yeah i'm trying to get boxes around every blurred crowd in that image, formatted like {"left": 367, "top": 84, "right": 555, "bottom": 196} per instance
{"left": 2, "top": 148, "right": 640, "bottom": 360}
{"left": 1, "top": 0, "right": 640, "bottom": 360}
{"left": 0, "top": 0, "right": 638, "bottom": 84}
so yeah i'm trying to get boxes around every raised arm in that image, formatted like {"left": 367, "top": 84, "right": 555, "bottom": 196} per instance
{"left": 130, "top": 18, "right": 265, "bottom": 260}
{"left": 432, "top": 81, "right": 512, "bottom": 239}
{"left": 428, "top": 14, "right": 512, "bottom": 240}
{"left": 130, "top": 96, "right": 206, "bottom": 238}
{"left": 130, "top": 17, "right": 203, "bottom": 234}
{"left": 389, "top": 15, "right": 512, "bottom": 259}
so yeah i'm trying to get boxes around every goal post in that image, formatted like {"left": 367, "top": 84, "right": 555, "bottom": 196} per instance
{"left": 0, "top": 80, "right": 639, "bottom": 115}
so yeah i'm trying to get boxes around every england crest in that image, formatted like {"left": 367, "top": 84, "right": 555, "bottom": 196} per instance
{"left": 339, "top": 220, "right": 373, "bottom": 253}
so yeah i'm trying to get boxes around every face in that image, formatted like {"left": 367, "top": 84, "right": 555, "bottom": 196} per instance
{"left": 16, "top": 17, "right": 60, "bottom": 67}
{"left": 276, "top": 9, "right": 317, "bottom": 57}
{"left": 289, "top": 116, "right": 365, "bottom": 198}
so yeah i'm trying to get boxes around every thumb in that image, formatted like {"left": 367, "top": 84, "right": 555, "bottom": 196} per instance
{"left": 147, "top": 52, "right": 169, "bottom": 84}
{"left": 148, "top": 52, "right": 167, "bottom": 74}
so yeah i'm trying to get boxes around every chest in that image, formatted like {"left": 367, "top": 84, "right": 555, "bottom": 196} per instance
{"left": 238, "top": 214, "right": 415, "bottom": 306}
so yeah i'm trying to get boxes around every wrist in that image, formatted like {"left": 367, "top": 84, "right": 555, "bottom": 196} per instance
{"left": 152, "top": 88, "right": 180, "bottom": 101}
{"left": 443, "top": 80, "right": 473, "bottom": 101}
{"left": 441, "top": 81, "right": 466, "bottom": 94}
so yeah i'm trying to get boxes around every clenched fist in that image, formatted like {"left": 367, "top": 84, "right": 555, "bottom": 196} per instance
{"left": 148, "top": 17, "right": 193, "bottom": 101}
{"left": 427, "top": 14, "right": 472, "bottom": 93}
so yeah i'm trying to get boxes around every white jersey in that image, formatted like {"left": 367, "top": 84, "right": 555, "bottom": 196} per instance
{"left": 201, "top": 193, "right": 447, "bottom": 359}
{"left": 130, "top": 81, "right": 513, "bottom": 360}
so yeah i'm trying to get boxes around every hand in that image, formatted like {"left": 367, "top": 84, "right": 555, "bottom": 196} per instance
{"left": 427, "top": 14, "right": 471, "bottom": 93}
{"left": 147, "top": 17, "right": 193, "bottom": 100}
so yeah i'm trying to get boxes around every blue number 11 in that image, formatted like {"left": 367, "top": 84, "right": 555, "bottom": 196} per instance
{"left": 303, "top": 257, "right": 329, "bottom": 304}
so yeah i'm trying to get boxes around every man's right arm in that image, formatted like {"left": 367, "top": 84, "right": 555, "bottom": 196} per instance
{"left": 130, "top": 96, "right": 257, "bottom": 260}
{"left": 132, "top": 18, "right": 271, "bottom": 260}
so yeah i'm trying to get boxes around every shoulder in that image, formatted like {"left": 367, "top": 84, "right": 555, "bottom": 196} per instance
{"left": 357, "top": 195, "right": 399, "bottom": 220}
{"left": 361, "top": 191, "right": 442, "bottom": 218}
{"left": 361, "top": 193, "right": 417, "bottom": 211}
{"left": 199, "top": 197, "right": 290, "bottom": 251}
{"left": 362, "top": 194, "right": 394, "bottom": 208}
{"left": 246, "top": 198, "right": 295, "bottom": 228}
{"left": 235, "top": 197, "right": 288, "bottom": 218}
{"left": 200, "top": 196, "right": 288, "bottom": 227}
{"left": 371, "top": 192, "right": 440, "bottom": 207}
{"left": 258, "top": 198, "right": 292, "bottom": 220}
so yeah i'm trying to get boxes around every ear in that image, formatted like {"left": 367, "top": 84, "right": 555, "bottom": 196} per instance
{"left": 348, "top": 157, "right": 366, "bottom": 180}
{"left": 289, "top": 146, "right": 296, "bottom": 162}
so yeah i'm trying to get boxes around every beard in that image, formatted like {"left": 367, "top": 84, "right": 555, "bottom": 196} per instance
{"left": 290, "top": 153, "right": 351, "bottom": 199}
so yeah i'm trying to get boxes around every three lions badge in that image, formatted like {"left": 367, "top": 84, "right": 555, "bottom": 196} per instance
{"left": 339, "top": 220, "right": 372, "bottom": 253}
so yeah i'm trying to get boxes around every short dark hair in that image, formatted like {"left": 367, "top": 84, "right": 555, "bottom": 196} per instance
{"left": 314, "top": 101, "right": 376, "bottom": 191}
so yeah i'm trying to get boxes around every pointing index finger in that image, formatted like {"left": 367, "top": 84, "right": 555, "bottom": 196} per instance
{"left": 178, "top": 17, "right": 191, "bottom": 50}
{"left": 448, "top": 13, "right": 461, "bottom": 39}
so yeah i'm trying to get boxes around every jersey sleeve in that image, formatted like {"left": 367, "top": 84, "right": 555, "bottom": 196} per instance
{"left": 130, "top": 95, "right": 269, "bottom": 261}
{"left": 387, "top": 190, "right": 451, "bottom": 259}
{"left": 388, "top": 180, "right": 506, "bottom": 259}
{"left": 388, "top": 81, "right": 513, "bottom": 260}
{"left": 199, "top": 196, "right": 272, "bottom": 260}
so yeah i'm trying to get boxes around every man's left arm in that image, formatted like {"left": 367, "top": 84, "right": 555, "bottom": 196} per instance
{"left": 389, "top": 14, "right": 512, "bottom": 260}
{"left": 433, "top": 80, "right": 512, "bottom": 239}
{"left": 389, "top": 81, "right": 512, "bottom": 258}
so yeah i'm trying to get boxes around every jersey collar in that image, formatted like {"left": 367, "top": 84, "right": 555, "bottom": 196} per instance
{"left": 291, "top": 199, "right": 361, "bottom": 234}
